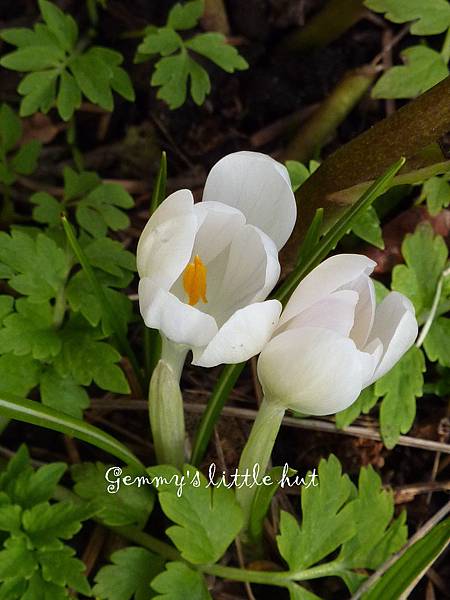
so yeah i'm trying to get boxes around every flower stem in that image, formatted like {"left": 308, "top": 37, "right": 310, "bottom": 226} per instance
{"left": 160, "top": 336, "right": 188, "bottom": 382}
{"left": 235, "top": 396, "right": 285, "bottom": 530}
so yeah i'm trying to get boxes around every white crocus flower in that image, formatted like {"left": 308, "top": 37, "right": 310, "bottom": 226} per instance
{"left": 137, "top": 151, "right": 297, "bottom": 368}
{"left": 257, "top": 254, "right": 419, "bottom": 416}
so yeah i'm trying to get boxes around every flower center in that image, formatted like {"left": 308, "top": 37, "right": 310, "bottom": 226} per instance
{"left": 183, "top": 254, "right": 208, "bottom": 306}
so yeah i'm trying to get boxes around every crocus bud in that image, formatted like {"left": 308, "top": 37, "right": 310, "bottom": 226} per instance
{"left": 149, "top": 359, "right": 185, "bottom": 469}
{"left": 257, "top": 254, "right": 418, "bottom": 416}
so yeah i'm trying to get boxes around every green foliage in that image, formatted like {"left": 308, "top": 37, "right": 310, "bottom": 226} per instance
{"left": 277, "top": 456, "right": 406, "bottom": 593}
{"left": 0, "top": 104, "right": 41, "bottom": 186}
{"left": 277, "top": 455, "right": 355, "bottom": 572}
{"left": 392, "top": 222, "right": 448, "bottom": 318}
{"left": 137, "top": 0, "right": 248, "bottom": 109}
{"left": 0, "top": 445, "right": 92, "bottom": 599}
{"left": 94, "top": 547, "right": 165, "bottom": 600}
{"left": 0, "top": 0, "right": 134, "bottom": 120}
{"left": 335, "top": 385, "right": 379, "bottom": 429}
{"left": 151, "top": 562, "right": 211, "bottom": 600}
{"left": 424, "top": 317, "right": 450, "bottom": 367}
{"left": 148, "top": 464, "right": 243, "bottom": 564}
{"left": 351, "top": 205, "right": 384, "bottom": 249}
{"left": 372, "top": 46, "right": 449, "bottom": 100}
{"left": 72, "top": 462, "right": 154, "bottom": 528}
{"left": 364, "top": 0, "right": 450, "bottom": 35}
{"left": 377, "top": 346, "right": 425, "bottom": 449}
{"left": 422, "top": 175, "right": 450, "bottom": 216}
{"left": 285, "top": 159, "right": 320, "bottom": 192}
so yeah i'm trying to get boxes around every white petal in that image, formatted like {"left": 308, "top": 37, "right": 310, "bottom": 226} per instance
{"left": 257, "top": 326, "right": 364, "bottom": 415}
{"left": 278, "top": 254, "right": 376, "bottom": 328}
{"left": 137, "top": 190, "right": 200, "bottom": 288}
{"left": 210, "top": 224, "right": 280, "bottom": 324}
{"left": 202, "top": 151, "right": 296, "bottom": 249}
{"left": 347, "top": 274, "right": 376, "bottom": 348}
{"left": 192, "top": 300, "right": 282, "bottom": 368}
{"left": 139, "top": 278, "right": 218, "bottom": 347}
{"left": 192, "top": 201, "right": 245, "bottom": 264}
{"left": 275, "top": 290, "right": 358, "bottom": 337}
{"left": 365, "top": 292, "right": 418, "bottom": 384}
{"left": 359, "top": 338, "right": 384, "bottom": 387}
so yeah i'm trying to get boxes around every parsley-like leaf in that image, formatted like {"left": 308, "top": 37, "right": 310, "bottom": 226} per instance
{"left": 151, "top": 562, "right": 211, "bottom": 600}
{"left": 424, "top": 317, "right": 450, "bottom": 367}
{"left": 94, "top": 547, "right": 165, "bottom": 600}
{"left": 277, "top": 455, "right": 356, "bottom": 571}
{"left": 365, "top": 0, "right": 450, "bottom": 35}
{"left": 148, "top": 465, "right": 243, "bottom": 564}
{"left": 372, "top": 46, "right": 449, "bottom": 100}
{"left": 423, "top": 176, "right": 450, "bottom": 216}
{"left": 376, "top": 346, "right": 425, "bottom": 448}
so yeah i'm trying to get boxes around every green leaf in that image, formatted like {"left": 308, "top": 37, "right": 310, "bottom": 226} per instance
{"left": 23, "top": 500, "right": 92, "bottom": 546}
{"left": 423, "top": 317, "right": 450, "bottom": 367}
{"left": 187, "top": 57, "right": 211, "bottom": 105}
{"left": 22, "top": 573, "right": 66, "bottom": 600}
{"left": 285, "top": 160, "right": 311, "bottom": 192}
{"left": 151, "top": 562, "right": 211, "bottom": 600}
{"left": 56, "top": 319, "right": 130, "bottom": 393}
{"left": 0, "top": 393, "right": 143, "bottom": 470}
{"left": 377, "top": 346, "right": 425, "bottom": 448}
{"left": 56, "top": 71, "right": 82, "bottom": 121}
{"left": 0, "top": 295, "right": 14, "bottom": 323}
{"left": 110, "top": 67, "right": 135, "bottom": 102}
{"left": 70, "top": 52, "right": 114, "bottom": 111}
{"left": 37, "top": 545, "right": 90, "bottom": 595}
{"left": 152, "top": 54, "right": 189, "bottom": 109}
{"left": 168, "top": 0, "right": 204, "bottom": 30}
{"left": 351, "top": 205, "right": 384, "bottom": 249}
{"left": 40, "top": 368, "right": 89, "bottom": 418}
{"left": 10, "top": 140, "right": 41, "bottom": 175}
{"left": 0, "top": 299, "right": 62, "bottom": 360}
{"left": 72, "top": 462, "right": 154, "bottom": 528}
{"left": 138, "top": 27, "right": 182, "bottom": 56}
{"left": 30, "top": 192, "right": 61, "bottom": 225}
{"left": 362, "top": 519, "right": 450, "bottom": 600}
{"left": 0, "top": 46, "right": 64, "bottom": 71}
{"left": 392, "top": 222, "right": 448, "bottom": 317}
{"left": 364, "top": 0, "right": 450, "bottom": 35}
{"left": 288, "top": 584, "right": 323, "bottom": 600}
{"left": 0, "top": 354, "right": 41, "bottom": 396}
{"left": 277, "top": 455, "right": 355, "bottom": 571}
{"left": 148, "top": 464, "right": 244, "bottom": 564}
{"left": 76, "top": 182, "right": 134, "bottom": 237}
{"left": 38, "top": 0, "right": 78, "bottom": 51}
{"left": 0, "top": 536, "right": 37, "bottom": 581}
{"left": 372, "top": 46, "right": 449, "bottom": 100}
{"left": 186, "top": 33, "right": 248, "bottom": 72}
{"left": 0, "top": 503, "right": 22, "bottom": 534}
{"left": 64, "top": 166, "right": 100, "bottom": 199}
{"left": 334, "top": 466, "right": 407, "bottom": 592}
{"left": 18, "top": 70, "right": 58, "bottom": 116}
{"left": 0, "top": 104, "right": 22, "bottom": 152}
{"left": 335, "top": 385, "right": 379, "bottom": 429}
{"left": 94, "top": 547, "right": 165, "bottom": 600}
{"left": 0, "top": 230, "right": 68, "bottom": 302}
{"left": 423, "top": 176, "right": 450, "bottom": 216}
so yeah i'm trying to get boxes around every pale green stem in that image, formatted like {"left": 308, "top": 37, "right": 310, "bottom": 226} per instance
{"left": 148, "top": 337, "right": 188, "bottom": 469}
{"left": 416, "top": 266, "right": 450, "bottom": 348}
{"left": 160, "top": 336, "right": 188, "bottom": 382}
{"left": 235, "top": 396, "right": 285, "bottom": 530}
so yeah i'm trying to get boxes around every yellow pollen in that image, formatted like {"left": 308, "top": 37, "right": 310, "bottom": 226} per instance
{"left": 183, "top": 255, "right": 208, "bottom": 306}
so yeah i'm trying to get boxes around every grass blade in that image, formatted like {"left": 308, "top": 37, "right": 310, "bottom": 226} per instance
{"left": 0, "top": 393, "right": 144, "bottom": 470}
{"left": 361, "top": 518, "right": 450, "bottom": 600}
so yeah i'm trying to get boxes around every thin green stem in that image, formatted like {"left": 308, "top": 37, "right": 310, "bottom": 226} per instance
{"left": 52, "top": 285, "right": 67, "bottom": 328}
{"left": 416, "top": 266, "right": 450, "bottom": 348}
{"left": 235, "top": 397, "right": 285, "bottom": 529}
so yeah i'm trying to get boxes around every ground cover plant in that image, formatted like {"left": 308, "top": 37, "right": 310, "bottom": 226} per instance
{"left": 0, "top": 1, "right": 449, "bottom": 599}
